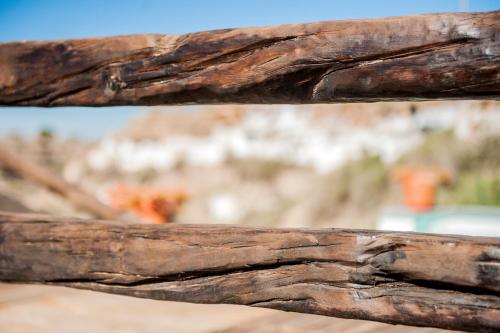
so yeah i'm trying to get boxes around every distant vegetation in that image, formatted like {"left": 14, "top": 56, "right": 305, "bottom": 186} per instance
{"left": 313, "top": 154, "right": 389, "bottom": 223}
{"left": 400, "top": 131, "right": 500, "bottom": 206}
{"left": 226, "top": 156, "right": 295, "bottom": 181}
{"left": 313, "top": 131, "right": 500, "bottom": 225}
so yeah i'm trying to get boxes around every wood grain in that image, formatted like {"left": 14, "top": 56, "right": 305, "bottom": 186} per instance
{"left": 1, "top": 212, "right": 498, "bottom": 332}
{"left": 0, "top": 11, "right": 499, "bottom": 106}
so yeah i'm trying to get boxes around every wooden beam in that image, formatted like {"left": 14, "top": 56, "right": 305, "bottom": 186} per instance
{"left": 0, "top": 11, "right": 498, "bottom": 106}
{"left": 0, "top": 144, "right": 120, "bottom": 220}
{"left": 1, "top": 212, "right": 498, "bottom": 331}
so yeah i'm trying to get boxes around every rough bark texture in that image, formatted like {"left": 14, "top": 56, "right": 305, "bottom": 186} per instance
{"left": 0, "top": 212, "right": 498, "bottom": 332}
{"left": 0, "top": 144, "right": 120, "bottom": 220}
{"left": 0, "top": 11, "right": 498, "bottom": 106}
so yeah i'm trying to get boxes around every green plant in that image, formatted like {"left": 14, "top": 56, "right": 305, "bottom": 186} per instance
{"left": 439, "top": 171, "right": 500, "bottom": 206}
{"left": 39, "top": 127, "right": 54, "bottom": 140}
{"left": 456, "top": 136, "right": 500, "bottom": 173}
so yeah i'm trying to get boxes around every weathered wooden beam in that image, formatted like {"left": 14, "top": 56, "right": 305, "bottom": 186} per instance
{"left": 0, "top": 212, "right": 498, "bottom": 331}
{"left": 0, "top": 11, "right": 498, "bottom": 106}
{"left": 0, "top": 143, "right": 120, "bottom": 220}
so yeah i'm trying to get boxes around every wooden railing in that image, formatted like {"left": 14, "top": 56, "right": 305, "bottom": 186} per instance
{"left": 1, "top": 11, "right": 498, "bottom": 106}
{"left": 0, "top": 10, "right": 499, "bottom": 332}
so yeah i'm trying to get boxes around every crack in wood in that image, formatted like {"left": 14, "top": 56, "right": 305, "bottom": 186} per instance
{"left": 1, "top": 11, "right": 498, "bottom": 105}
{"left": 1, "top": 212, "right": 499, "bottom": 331}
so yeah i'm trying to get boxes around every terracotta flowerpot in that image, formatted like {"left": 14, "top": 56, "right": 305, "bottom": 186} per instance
{"left": 394, "top": 167, "right": 450, "bottom": 212}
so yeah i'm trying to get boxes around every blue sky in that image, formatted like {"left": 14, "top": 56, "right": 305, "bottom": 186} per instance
{"left": 0, "top": 0, "right": 499, "bottom": 139}
{"left": 1, "top": 0, "right": 499, "bottom": 41}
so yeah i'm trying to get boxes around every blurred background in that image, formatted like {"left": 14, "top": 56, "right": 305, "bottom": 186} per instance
{"left": 0, "top": 1, "right": 499, "bottom": 332}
